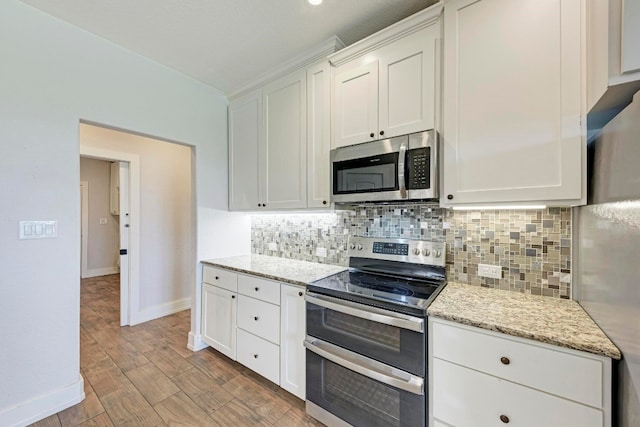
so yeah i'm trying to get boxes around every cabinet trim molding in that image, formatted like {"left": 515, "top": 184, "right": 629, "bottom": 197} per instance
{"left": 329, "top": 3, "right": 442, "bottom": 67}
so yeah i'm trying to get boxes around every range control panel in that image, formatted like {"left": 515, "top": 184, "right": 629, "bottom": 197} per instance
{"left": 348, "top": 236, "right": 446, "bottom": 267}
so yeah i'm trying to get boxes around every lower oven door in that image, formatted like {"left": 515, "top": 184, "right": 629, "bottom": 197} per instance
{"left": 305, "top": 337, "right": 425, "bottom": 427}
{"left": 305, "top": 292, "right": 425, "bottom": 376}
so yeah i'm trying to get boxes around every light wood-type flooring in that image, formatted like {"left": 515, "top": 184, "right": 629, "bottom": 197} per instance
{"left": 31, "top": 274, "right": 323, "bottom": 427}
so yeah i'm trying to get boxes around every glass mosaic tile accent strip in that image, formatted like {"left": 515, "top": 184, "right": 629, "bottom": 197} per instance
{"left": 251, "top": 204, "right": 572, "bottom": 299}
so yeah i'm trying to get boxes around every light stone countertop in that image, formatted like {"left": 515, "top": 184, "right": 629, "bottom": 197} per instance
{"left": 201, "top": 254, "right": 347, "bottom": 287}
{"left": 428, "top": 282, "right": 621, "bottom": 359}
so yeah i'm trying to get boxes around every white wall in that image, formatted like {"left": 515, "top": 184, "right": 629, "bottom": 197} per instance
{"left": 80, "top": 158, "right": 120, "bottom": 275}
{"left": 0, "top": 1, "right": 251, "bottom": 425}
{"left": 80, "top": 125, "right": 193, "bottom": 311}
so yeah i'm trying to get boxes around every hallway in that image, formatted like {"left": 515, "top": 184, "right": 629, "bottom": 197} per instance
{"left": 31, "top": 274, "right": 321, "bottom": 426}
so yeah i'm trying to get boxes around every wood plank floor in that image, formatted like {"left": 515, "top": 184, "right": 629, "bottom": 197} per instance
{"left": 31, "top": 274, "right": 323, "bottom": 427}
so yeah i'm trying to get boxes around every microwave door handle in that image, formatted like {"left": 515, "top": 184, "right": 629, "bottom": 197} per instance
{"left": 398, "top": 141, "right": 408, "bottom": 198}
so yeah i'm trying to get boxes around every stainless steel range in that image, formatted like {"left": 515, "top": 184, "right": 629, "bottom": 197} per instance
{"left": 304, "top": 236, "right": 447, "bottom": 427}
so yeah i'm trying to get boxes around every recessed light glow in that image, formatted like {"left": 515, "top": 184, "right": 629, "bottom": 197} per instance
{"left": 308, "top": 0, "right": 323, "bottom": 5}
{"left": 452, "top": 205, "right": 547, "bottom": 211}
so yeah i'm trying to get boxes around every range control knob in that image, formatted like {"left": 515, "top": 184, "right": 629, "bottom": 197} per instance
{"left": 356, "top": 244, "right": 363, "bottom": 251}
{"left": 350, "top": 243, "right": 356, "bottom": 250}
{"left": 423, "top": 249, "right": 431, "bottom": 256}
{"left": 434, "top": 250, "right": 442, "bottom": 258}
{"left": 413, "top": 248, "right": 421, "bottom": 255}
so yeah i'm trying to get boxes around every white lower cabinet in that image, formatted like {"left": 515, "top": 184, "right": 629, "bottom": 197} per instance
{"left": 201, "top": 283, "right": 237, "bottom": 360}
{"left": 429, "top": 318, "right": 612, "bottom": 427}
{"left": 201, "top": 265, "right": 307, "bottom": 399}
{"left": 280, "top": 284, "right": 306, "bottom": 399}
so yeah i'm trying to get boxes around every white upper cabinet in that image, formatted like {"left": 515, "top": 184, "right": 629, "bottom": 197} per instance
{"left": 330, "top": 5, "right": 442, "bottom": 149}
{"left": 261, "top": 70, "right": 307, "bottom": 209}
{"left": 229, "top": 91, "right": 261, "bottom": 211}
{"left": 587, "top": 0, "right": 640, "bottom": 129}
{"left": 442, "top": 0, "right": 585, "bottom": 207}
{"left": 307, "top": 61, "right": 332, "bottom": 208}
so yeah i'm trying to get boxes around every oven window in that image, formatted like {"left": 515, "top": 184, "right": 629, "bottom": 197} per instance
{"left": 334, "top": 153, "right": 399, "bottom": 194}
{"left": 307, "top": 351, "right": 424, "bottom": 427}
{"left": 325, "top": 310, "right": 400, "bottom": 350}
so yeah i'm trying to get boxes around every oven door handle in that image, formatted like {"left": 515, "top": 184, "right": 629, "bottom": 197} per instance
{"left": 304, "top": 292, "right": 424, "bottom": 333}
{"left": 304, "top": 337, "right": 424, "bottom": 395}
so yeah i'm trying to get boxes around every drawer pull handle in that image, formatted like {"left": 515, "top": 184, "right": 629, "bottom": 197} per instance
{"left": 254, "top": 316, "right": 259, "bottom": 321}
{"left": 500, "top": 415, "right": 510, "bottom": 423}
{"left": 298, "top": 291, "right": 303, "bottom": 297}
{"left": 500, "top": 357, "right": 510, "bottom": 365}
{"left": 253, "top": 354, "right": 259, "bottom": 359}
{"left": 254, "top": 287, "right": 259, "bottom": 292}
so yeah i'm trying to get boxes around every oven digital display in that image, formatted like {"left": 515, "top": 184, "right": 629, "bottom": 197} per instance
{"left": 372, "top": 242, "right": 409, "bottom": 256}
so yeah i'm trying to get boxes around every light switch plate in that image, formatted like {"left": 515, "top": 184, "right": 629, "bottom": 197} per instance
{"left": 99, "top": 218, "right": 108, "bottom": 225}
{"left": 20, "top": 221, "right": 57, "bottom": 239}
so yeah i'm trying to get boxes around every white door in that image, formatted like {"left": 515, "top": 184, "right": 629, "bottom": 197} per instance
{"left": 118, "top": 162, "right": 130, "bottom": 326}
{"left": 307, "top": 61, "right": 332, "bottom": 209}
{"left": 280, "top": 284, "right": 306, "bottom": 399}
{"left": 229, "top": 91, "right": 261, "bottom": 210}
{"left": 379, "top": 27, "right": 437, "bottom": 139}
{"left": 333, "top": 61, "right": 379, "bottom": 148}
{"left": 202, "top": 284, "right": 237, "bottom": 360}
{"left": 261, "top": 69, "right": 307, "bottom": 209}
{"left": 442, "top": 0, "right": 583, "bottom": 205}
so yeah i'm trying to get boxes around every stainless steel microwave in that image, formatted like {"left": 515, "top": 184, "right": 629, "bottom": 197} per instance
{"left": 330, "top": 130, "right": 439, "bottom": 203}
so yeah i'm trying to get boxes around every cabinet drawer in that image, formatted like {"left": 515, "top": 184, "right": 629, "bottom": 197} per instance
{"left": 202, "top": 266, "right": 237, "bottom": 292}
{"left": 238, "top": 274, "right": 280, "bottom": 305}
{"left": 431, "top": 319, "right": 604, "bottom": 408}
{"left": 237, "top": 295, "right": 280, "bottom": 345}
{"left": 433, "top": 358, "right": 603, "bottom": 427}
{"left": 237, "top": 329, "right": 280, "bottom": 385}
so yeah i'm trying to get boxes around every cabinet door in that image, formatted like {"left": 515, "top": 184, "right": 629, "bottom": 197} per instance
{"left": 443, "top": 0, "right": 583, "bottom": 205}
{"left": 202, "top": 284, "right": 237, "bottom": 360}
{"left": 333, "top": 61, "right": 379, "bottom": 148}
{"left": 280, "top": 284, "right": 306, "bottom": 399}
{"left": 261, "top": 70, "right": 307, "bottom": 209}
{"left": 307, "top": 61, "right": 331, "bottom": 208}
{"left": 379, "top": 27, "right": 437, "bottom": 139}
{"left": 229, "top": 91, "right": 261, "bottom": 211}
{"left": 622, "top": 0, "right": 640, "bottom": 73}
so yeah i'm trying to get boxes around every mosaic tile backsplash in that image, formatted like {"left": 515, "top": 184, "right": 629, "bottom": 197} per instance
{"left": 251, "top": 203, "right": 572, "bottom": 299}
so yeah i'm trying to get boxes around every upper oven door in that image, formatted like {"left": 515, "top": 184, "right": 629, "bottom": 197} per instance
{"left": 305, "top": 291, "right": 425, "bottom": 376}
{"left": 331, "top": 136, "right": 408, "bottom": 203}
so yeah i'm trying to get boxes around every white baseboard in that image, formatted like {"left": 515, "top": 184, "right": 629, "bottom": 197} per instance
{"left": 0, "top": 375, "right": 84, "bottom": 427}
{"left": 82, "top": 267, "right": 119, "bottom": 278}
{"left": 188, "top": 332, "right": 209, "bottom": 351}
{"left": 130, "top": 297, "right": 191, "bottom": 325}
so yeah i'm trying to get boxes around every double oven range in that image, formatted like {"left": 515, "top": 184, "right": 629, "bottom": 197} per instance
{"left": 304, "top": 236, "right": 447, "bottom": 427}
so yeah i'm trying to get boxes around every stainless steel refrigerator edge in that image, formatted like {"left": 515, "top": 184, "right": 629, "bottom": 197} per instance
{"left": 576, "top": 90, "right": 640, "bottom": 427}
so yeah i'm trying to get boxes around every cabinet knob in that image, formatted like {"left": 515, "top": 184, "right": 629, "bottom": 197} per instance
{"left": 253, "top": 354, "right": 259, "bottom": 359}
{"left": 322, "top": 200, "right": 327, "bottom": 205}
{"left": 258, "top": 203, "right": 261, "bottom": 207}
{"left": 254, "top": 316, "right": 259, "bottom": 321}
{"left": 298, "top": 291, "right": 303, "bottom": 297}
{"left": 263, "top": 204, "right": 266, "bottom": 208}
{"left": 370, "top": 132, "right": 375, "bottom": 138}
{"left": 500, "top": 357, "right": 510, "bottom": 365}
{"left": 500, "top": 415, "right": 510, "bottom": 424}
{"left": 447, "top": 194, "right": 454, "bottom": 200}
{"left": 254, "top": 287, "right": 259, "bottom": 292}
{"left": 215, "top": 276, "right": 219, "bottom": 280}
{"left": 380, "top": 130, "right": 385, "bottom": 136}
{"left": 231, "top": 295, "right": 235, "bottom": 299}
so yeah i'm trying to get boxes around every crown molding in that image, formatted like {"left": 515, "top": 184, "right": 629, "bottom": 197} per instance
{"left": 329, "top": 2, "right": 443, "bottom": 67}
{"left": 228, "top": 36, "right": 345, "bottom": 100}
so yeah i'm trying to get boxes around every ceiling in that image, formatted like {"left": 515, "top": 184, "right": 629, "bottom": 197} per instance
{"left": 20, "top": 0, "right": 438, "bottom": 95}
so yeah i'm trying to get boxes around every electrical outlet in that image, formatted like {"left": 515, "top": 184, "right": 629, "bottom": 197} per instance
{"left": 478, "top": 263, "right": 502, "bottom": 279}
{"left": 268, "top": 242, "right": 278, "bottom": 251}
{"left": 315, "top": 247, "right": 327, "bottom": 257}
{"left": 99, "top": 218, "right": 108, "bottom": 225}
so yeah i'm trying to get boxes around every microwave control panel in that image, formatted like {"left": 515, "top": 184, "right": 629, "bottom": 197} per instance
{"left": 407, "top": 148, "right": 430, "bottom": 189}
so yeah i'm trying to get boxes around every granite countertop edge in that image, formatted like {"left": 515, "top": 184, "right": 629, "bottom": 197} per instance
{"left": 428, "top": 282, "right": 621, "bottom": 360}
{"left": 201, "top": 255, "right": 347, "bottom": 288}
